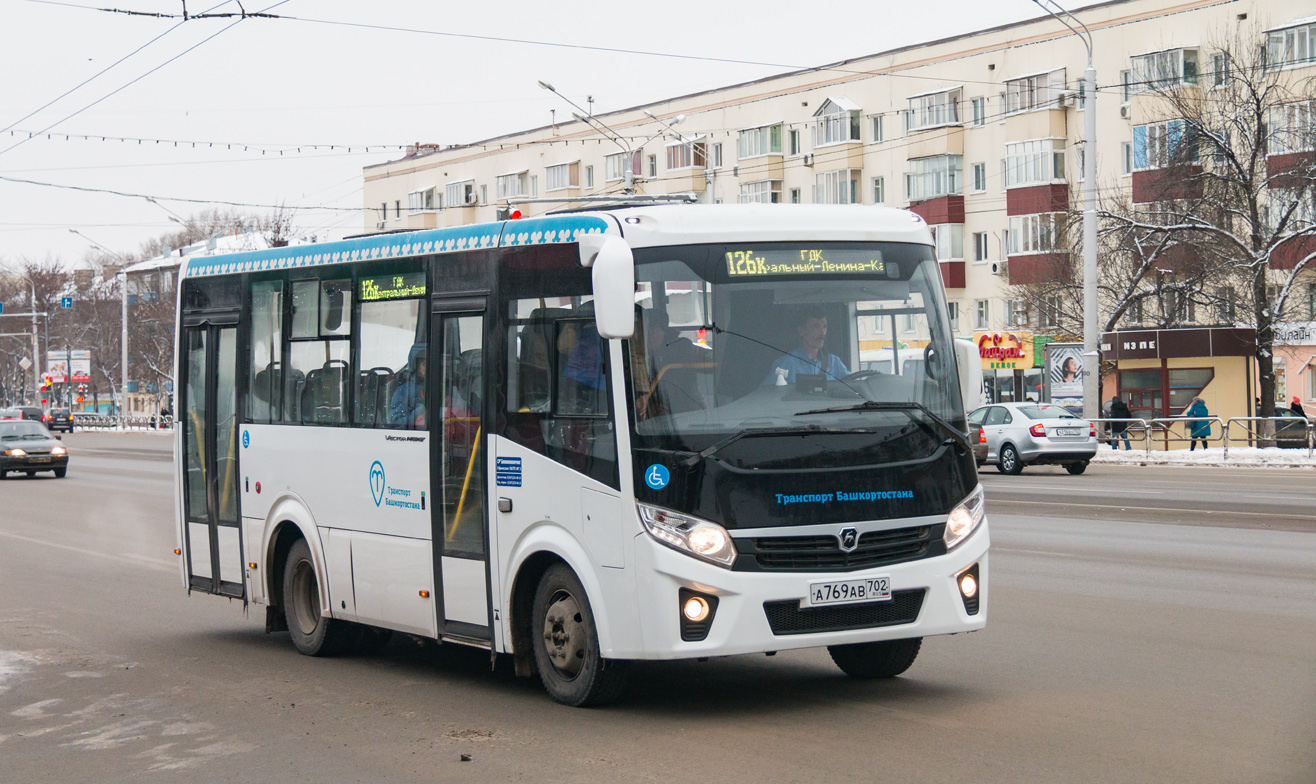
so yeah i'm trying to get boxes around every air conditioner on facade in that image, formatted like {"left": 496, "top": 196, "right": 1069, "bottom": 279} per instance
{"left": 465, "top": 193, "right": 479, "bottom": 206}
{"left": 803, "top": 153, "right": 814, "bottom": 167}
{"left": 1057, "top": 91, "right": 1076, "bottom": 108}
{"left": 991, "top": 261, "right": 1007, "bottom": 276}
{"left": 1119, "top": 104, "right": 1131, "bottom": 119}
{"left": 376, "top": 221, "right": 386, "bottom": 230}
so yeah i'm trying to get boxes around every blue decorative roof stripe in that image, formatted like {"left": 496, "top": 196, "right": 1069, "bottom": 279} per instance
{"left": 182, "top": 214, "right": 611, "bottom": 278}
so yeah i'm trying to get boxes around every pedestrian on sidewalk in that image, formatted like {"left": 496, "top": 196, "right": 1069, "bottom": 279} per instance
{"left": 1183, "top": 396, "right": 1210, "bottom": 451}
{"left": 1291, "top": 396, "right": 1306, "bottom": 419}
{"left": 1109, "top": 395, "right": 1134, "bottom": 451}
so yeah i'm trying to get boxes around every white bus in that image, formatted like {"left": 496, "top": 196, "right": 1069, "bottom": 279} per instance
{"left": 173, "top": 204, "right": 989, "bottom": 706}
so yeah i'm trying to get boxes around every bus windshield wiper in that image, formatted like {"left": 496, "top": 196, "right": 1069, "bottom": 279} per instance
{"left": 796, "top": 401, "right": 970, "bottom": 452}
{"left": 680, "top": 424, "right": 873, "bottom": 467}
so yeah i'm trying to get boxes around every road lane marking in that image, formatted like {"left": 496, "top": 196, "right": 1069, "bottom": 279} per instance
{"left": 0, "top": 531, "right": 175, "bottom": 573}
{"left": 993, "top": 547, "right": 1074, "bottom": 558}
{"left": 117, "top": 553, "right": 177, "bottom": 568}
{"left": 987, "top": 499, "right": 1311, "bottom": 519}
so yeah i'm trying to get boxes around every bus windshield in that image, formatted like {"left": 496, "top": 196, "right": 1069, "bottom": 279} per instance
{"left": 627, "top": 242, "right": 965, "bottom": 458}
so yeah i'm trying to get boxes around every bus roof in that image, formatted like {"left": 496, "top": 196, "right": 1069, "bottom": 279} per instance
{"left": 181, "top": 204, "right": 931, "bottom": 279}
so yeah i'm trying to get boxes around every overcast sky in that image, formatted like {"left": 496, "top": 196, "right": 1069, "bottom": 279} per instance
{"left": 0, "top": 0, "right": 1048, "bottom": 267}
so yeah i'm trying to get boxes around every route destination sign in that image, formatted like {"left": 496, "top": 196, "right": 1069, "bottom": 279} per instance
{"left": 726, "top": 248, "right": 887, "bottom": 277}
{"left": 360, "top": 272, "right": 427, "bottom": 301}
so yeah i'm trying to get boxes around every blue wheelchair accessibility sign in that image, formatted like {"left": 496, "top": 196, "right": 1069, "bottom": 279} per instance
{"left": 644, "top": 464, "right": 670, "bottom": 490}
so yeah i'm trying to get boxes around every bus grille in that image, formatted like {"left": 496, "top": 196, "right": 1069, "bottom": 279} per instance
{"left": 763, "top": 589, "right": 926, "bottom": 636}
{"left": 735, "top": 525, "right": 945, "bottom": 572}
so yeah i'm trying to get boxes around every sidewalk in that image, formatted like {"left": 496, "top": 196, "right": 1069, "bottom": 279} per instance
{"left": 1093, "top": 443, "right": 1315, "bottom": 468}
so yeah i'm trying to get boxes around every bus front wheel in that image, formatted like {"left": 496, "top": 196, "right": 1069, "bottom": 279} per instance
{"left": 283, "top": 538, "right": 358, "bottom": 657}
{"left": 530, "top": 563, "right": 628, "bottom": 707}
{"left": 828, "top": 637, "right": 922, "bottom": 679}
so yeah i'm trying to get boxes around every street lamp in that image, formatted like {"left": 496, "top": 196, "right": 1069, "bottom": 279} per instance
{"left": 1032, "top": 0, "right": 1099, "bottom": 420}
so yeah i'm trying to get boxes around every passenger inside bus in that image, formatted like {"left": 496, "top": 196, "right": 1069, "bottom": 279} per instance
{"left": 389, "top": 345, "right": 427, "bottom": 426}
{"left": 762, "top": 307, "right": 850, "bottom": 385}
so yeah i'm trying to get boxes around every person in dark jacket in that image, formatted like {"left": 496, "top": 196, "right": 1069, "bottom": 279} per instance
{"left": 1291, "top": 396, "right": 1306, "bottom": 419}
{"left": 1109, "top": 395, "right": 1134, "bottom": 450}
{"left": 1183, "top": 396, "right": 1210, "bottom": 451}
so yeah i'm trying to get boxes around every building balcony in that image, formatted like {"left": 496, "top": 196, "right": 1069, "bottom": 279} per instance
{"left": 735, "top": 155, "right": 784, "bottom": 182}
{"left": 662, "top": 169, "right": 708, "bottom": 195}
{"left": 1266, "top": 152, "right": 1315, "bottom": 190}
{"left": 907, "top": 195, "right": 965, "bottom": 225}
{"left": 1006, "top": 252, "right": 1071, "bottom": 285}
{"left": 1004, "top": 108, "right": 1066, "bottom": 143}
{"left": 940, "top": 260, "right": 965, "bottom": 289}
{"left": 905, "top": 126, "right": 963, "bottom": 159}
{"left": 1007, "top": 183, "right": 1068, "bottom": 216}
{"left": 403, "top": 211, "right": 439, "bottom": 230}
{"left": 1272, "top": 234, "right": 1316, "bottom": 270}
{"left": 1131, "top": 165, "right": 1204, "bottom": 204}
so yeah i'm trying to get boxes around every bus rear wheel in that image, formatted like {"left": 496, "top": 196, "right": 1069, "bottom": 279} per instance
{"left": 530, "top": 563, "right": 627, "bottom": 707}
{"left": 828, "top": 637, "right": 922, "bottom": 679}
{"left": 283, "top": 538, "right": 358, "bottom": 656}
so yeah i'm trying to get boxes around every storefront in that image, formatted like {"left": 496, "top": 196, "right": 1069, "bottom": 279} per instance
{"left": 1100, "top": 327, "right": 1255, "bottom": 423}
{"left": 1273, "top": 321, "right": 1316, "bottom": 412}
{"left": 974, "top": 331, "right": 1044, "bottom": 404}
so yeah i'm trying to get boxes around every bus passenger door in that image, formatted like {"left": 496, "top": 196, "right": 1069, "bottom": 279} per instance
{"left": 429, "top": 300, "right": 492, "bottom": 642}
{"left": 181, "top": 319, "right": 245, "bottom": 598}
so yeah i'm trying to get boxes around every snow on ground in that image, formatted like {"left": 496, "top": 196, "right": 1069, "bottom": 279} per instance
{"left": 1094, "top": 443, "right": 1315, "bottom": 468}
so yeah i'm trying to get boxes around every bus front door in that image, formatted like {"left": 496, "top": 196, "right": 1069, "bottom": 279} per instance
{"left": 180, "top": 321, "right": 245, "bottom": 598}
{"left": 429, "top": 300, "right": 492, "bottom": 642}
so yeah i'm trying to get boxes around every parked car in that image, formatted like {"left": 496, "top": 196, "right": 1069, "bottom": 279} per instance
{"left": 971, "top": 424, "right": 988, "bottom": 466}
{"left": 1275, "top": 408, "right": 1312, "bottom": 449}
{"left": 44, "top": 408, "right": 74, "bottom": 433}
{"left": 969, "top": 402, "right": 1097, "bottom": 475}
{"left": 0, "top": 419, "right": 69, "bottom": 478}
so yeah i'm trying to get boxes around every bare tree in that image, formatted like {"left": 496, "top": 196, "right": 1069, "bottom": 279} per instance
{"left": 1095, "top": 24, "right": 1316, "bottom": 419}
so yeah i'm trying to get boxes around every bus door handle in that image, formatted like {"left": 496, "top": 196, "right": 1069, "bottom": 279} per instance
{"left": 498, "top": 497, "right": 513, "bottom": 513}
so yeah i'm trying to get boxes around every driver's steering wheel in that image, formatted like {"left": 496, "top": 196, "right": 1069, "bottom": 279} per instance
{"left": 841, "top": 369, "right": 885, "bottom": 383}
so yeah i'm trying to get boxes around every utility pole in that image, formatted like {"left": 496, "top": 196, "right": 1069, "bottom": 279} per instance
{"left": 119, "top": 271, "right": 128, "bottom": 424}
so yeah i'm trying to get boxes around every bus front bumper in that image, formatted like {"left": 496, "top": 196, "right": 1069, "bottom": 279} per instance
{"left": 627, "top": 520, "right": 988, "bottom": 660}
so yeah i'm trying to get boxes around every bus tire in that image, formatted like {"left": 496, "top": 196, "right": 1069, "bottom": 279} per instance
{"left": 283, "top": 538, "right": 357, "bottom": 657}
{"left": 828, "top": 637, "right": 922, "bottom": 679}
{"left": 531, "top": 563, "right": 627, "bottom": 707}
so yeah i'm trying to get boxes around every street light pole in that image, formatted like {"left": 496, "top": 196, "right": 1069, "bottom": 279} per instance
{"left": 119, "top": 271, "right": 128, "bottom": 425}
{"left": 1032, "top": 0, "right": 1099, "bottom": 420}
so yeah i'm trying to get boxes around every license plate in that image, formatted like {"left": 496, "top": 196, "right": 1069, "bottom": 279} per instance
{"left": 30, "top": 456, "right": 50, "bottom": 463}
{"left": 1056, "top": 428, "right": 1080, "bottom": 436}
{"left": 804, "top": 576, "right": 891, "bottom": 607}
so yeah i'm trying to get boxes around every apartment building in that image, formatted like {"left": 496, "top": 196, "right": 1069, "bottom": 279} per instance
{"left": 362, "top": 0, "right": 1316, "bottom": 405}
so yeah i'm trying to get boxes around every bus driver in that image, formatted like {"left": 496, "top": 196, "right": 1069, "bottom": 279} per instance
{"left": 390, "top": 345, "right": 427, "bottom": 426}
{"left": 764, "top": 307, "right": 849, "bottom": 385}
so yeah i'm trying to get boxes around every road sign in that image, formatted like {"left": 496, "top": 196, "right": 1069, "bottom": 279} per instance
{"left": 0, "top": 302, "right": 4, "bottom": 314}
{"left": 19, "top": 357, "right": 32, "bottom": 371}
{"left": 61, "top": 296, "right": 73, "bottom": 309}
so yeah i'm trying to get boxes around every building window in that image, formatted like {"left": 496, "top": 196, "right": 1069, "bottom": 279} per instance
{"left": 648, "top": 155, "right": 657, "bottom": 178}
{"left": 871, "top": 114, "right": 885, "bottom": 142}
{"left": 1076, "top": 146, "right": 1086, "bottom": 182}
{"left": 605, "top": 150, "right": 639, "bottom": 182}
{"left": 585, "top": 165, "right": 594, "bottom": 188}
{"left": 931, "top": 224, "right": 964, "bottom": 260}
{"left": 1131, "top": 48, "right": 1199, "bottom": 92}
{"left": 496, "top": 171, "right": 530, "bottom": 199}
{"left": 738, "top": 124, "right": 782, "bottom": 159}
{"left": 445, "top": 180, "right": 475, "bottom": 207}
{"left": 1120, "top": 70, "right": 1132, "bottom": 103}
{"left": 379, "top": 202, "right": 387, "bottom": 222}
{"left": 947, "top": 301, "right": 960, "bottom": 331}
{"left": 789, "top": 188, "right": 801, "bottom": 204}
{"left": 973, "top": 231, "right": 989, "bottom": 262}
{"left": 1121, "top": 142, "right": 1133, "bottom": 175}
{"left": 1008, "top": 213, "right": 1066, "bottom": 255}
{"left": 1269, "top": 100, "right": 1315, "bottom": 155}
{"left": 1005, "top": 138, "right": 1066, "bottom": 187}
{"left": 872, "top": 176, "right": 885, "bottom": 204}
{"left": 1127, "top": 298, "right": 1143, "bottom": 325}
{"left": 1266, "top": 21, "right": 1316, "bottom": 70}
{"left": 1211, "top": 52, "right": 1229, "bottom": 87}
{"left": 1215, "top": 287, "right": 1237, "bottom": 323}
{"left": 1005, "top": 298, "right": 1028, "bottom": 327}
{"left": 407, "top": 188, "right": 436, "bottom": 214}
{"left": 545, "top": 162, "right": 580, "bottom": 191}
{"left": 480, "top": 185, "right": 487, "bottom": 204}
{"left": 665, "top": 139, "right": 707, "bottom": 171}
{"left": 974, "top": 299, "right": 990, "bottom": 330}
{"left": 394, "top": 200, "right": 401, "bottom": 219}
{"left": 814, "top": 168, "right": 861, "bottom": 204}
{"left": 1040, "top": 295, "right": 1061, "bottom": 328}
{"left": 905, "top": 154, "right": 963, "bottom": 201}
{"left": 906, "top": 88, "right": 962, "bottom": 132}
{"left": 712, "top": 143, "right": 723, "bottom": 169}
{"left": 738, "top": 180, "right": 782, "bottom": 204}
{"left": 971, "top": 97, "right": 986, "bottom": 126}
{"left": 1004, "top": 69, "right": 1066, "bottom": 114}
{"left": 789, "top": 128, "right": 802, "bottom": 156}
{"left": 1133, "top": 119, "right": 1197, "bottom": 170}
{"left": 813, "top": 98, "right": 862, "bottom": 146}
{"left": 971, "top": 162, "right": 987, "bottom": 193}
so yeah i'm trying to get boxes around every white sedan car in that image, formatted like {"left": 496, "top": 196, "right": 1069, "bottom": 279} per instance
{"left": 967, "top": 402, "right": 1097, "bottom": 475}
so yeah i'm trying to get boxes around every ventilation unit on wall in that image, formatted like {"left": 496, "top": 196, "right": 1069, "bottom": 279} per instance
{"left": 991, "top": 261, "right": 1008, "bottom": 276}
{"left": 1119, "top": 104, "right": 1132, "bottom": 119}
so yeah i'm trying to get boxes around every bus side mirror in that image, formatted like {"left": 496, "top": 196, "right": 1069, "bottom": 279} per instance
{"left": 579, "top": 234, "right": 635, "bottom": 340}
{"left": 954, "top": 338, "right": 984, "bottom": 413}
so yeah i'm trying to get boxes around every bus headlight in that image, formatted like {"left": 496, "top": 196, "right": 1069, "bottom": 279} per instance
{"left": 944, "top": 484, "right": 985, "bottom": 551}
{"left": 638, "top": 503, "right": 737, "bottom": 568}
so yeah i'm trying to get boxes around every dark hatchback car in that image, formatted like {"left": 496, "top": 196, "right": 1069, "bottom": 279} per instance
{"left": 0, "top": 420, "right": 69, "bottom": 478}
{"left": 44, "top": 408, "right": 74, "bottom": 432}
{"left": 15, "top": 405, "right": 43, "bottom": 422}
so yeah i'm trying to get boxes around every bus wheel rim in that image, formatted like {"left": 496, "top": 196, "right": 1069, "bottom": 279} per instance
{"left": 543, "top": 590, "right": 586, "bottom": 679}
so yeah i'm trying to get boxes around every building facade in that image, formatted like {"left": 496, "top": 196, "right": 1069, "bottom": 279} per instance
{"left": 363, "top": 0, "right": 1316, "bottom": 407}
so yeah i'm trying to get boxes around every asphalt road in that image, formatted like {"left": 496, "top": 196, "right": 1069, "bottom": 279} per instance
{"left": 1, "top": 432, "right": 1313, "bottom": 783}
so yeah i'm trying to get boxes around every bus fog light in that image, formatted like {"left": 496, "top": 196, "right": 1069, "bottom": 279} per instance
{"left": 677, "top": 588, "right": 719, "bottom": 641}
{"left": 683, "top": 596, "right": 711, "bottom": 622}
{"left": 959, "top": 573, "right": 978, "bottom": 598}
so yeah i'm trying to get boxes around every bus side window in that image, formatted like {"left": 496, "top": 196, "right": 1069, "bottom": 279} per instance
{"left": 355, "top": 296, "right": 426, "bottom": 429}
{"left": 249, "top": 280, "right": 284, "bottom": 423}
{"left": 286, "top": 278, "right": 352, "bottom": 425}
